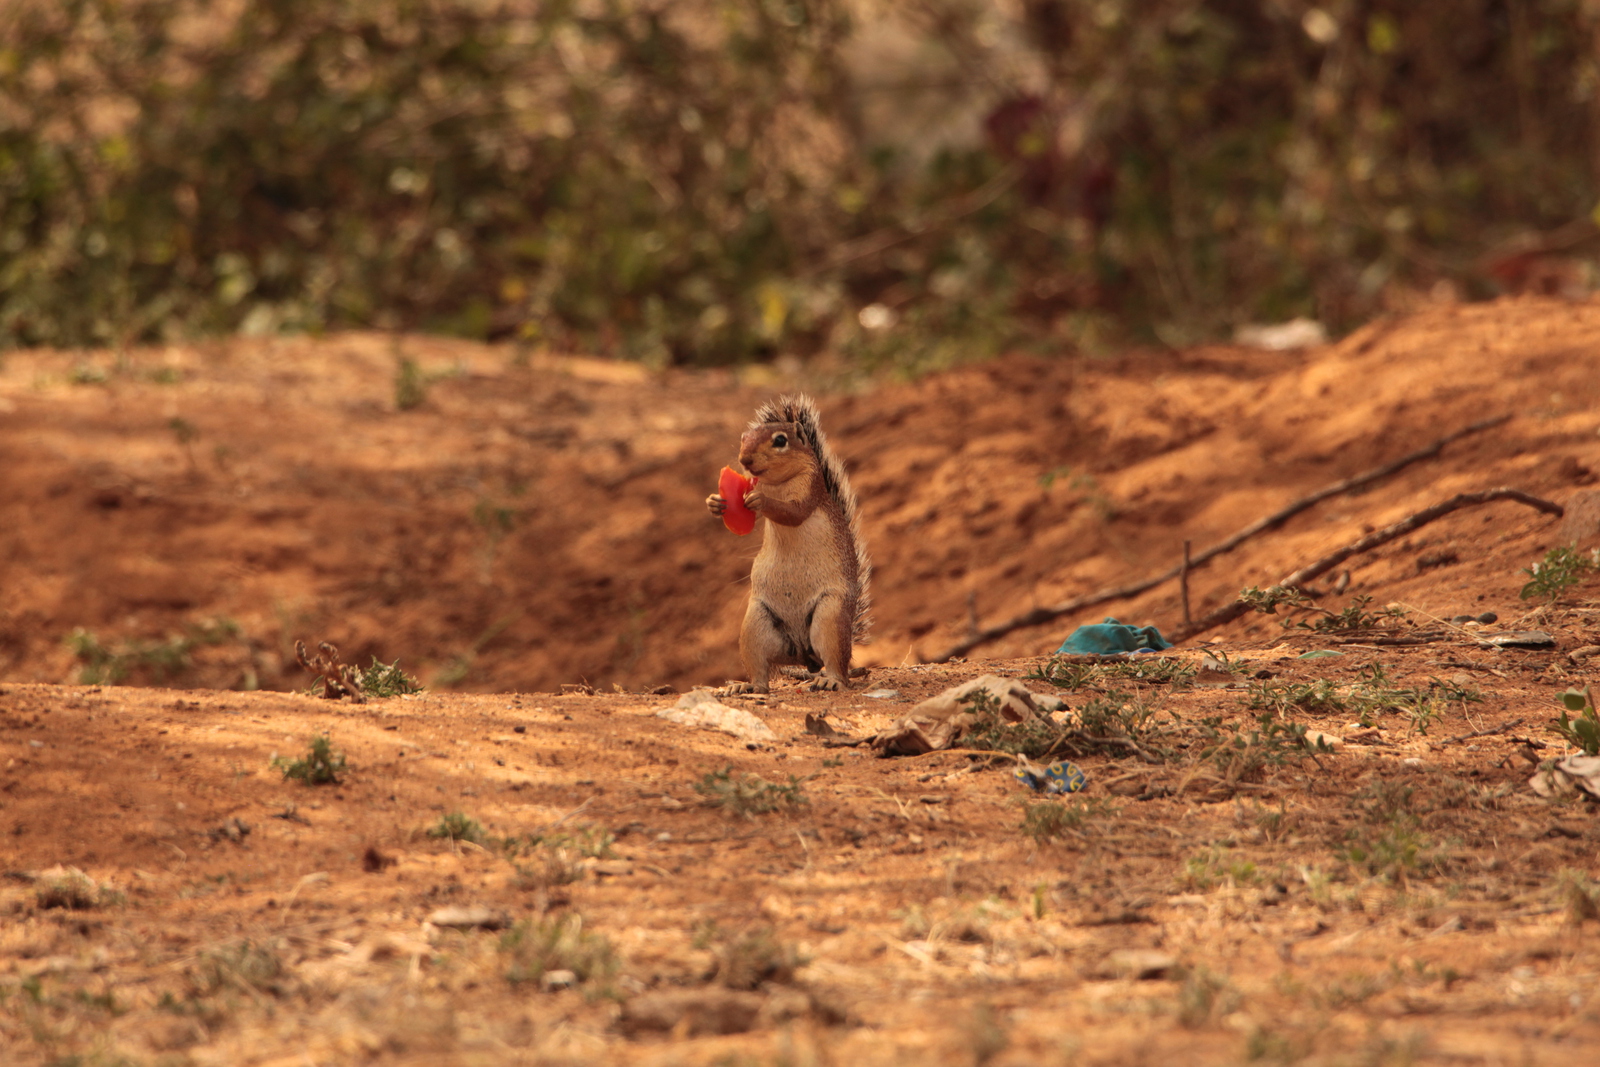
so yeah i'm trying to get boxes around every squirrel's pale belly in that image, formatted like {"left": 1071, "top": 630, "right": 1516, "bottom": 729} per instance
{"left": 749, "top": 509, "right": 852, "bottom": 628}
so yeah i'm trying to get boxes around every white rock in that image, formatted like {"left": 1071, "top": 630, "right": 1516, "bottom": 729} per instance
{"left": 658, "top": 696, "right": 776, "bottom": 744}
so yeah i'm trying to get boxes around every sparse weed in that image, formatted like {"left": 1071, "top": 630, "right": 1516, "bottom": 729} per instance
{"left": 271, "top": 734, "right": 347, "bottom": 785}
{"left": 1018, "top": 797, "right": 1117, "bottom": 843}
{"left": 693, "top": 767, "right": 808, "bottom": 817}
{"left": 1240, "top": 584, "right": 1313, "bottom": 616}
{"left": 1030, "top": 655, "right": 1196, "bottom": 690}
{"left": 1556, "top": 867, "right": 1600, "bottom": 925}
{"left": 1182, "top": 846, "right": 1260, "bottom": 891}
{"left": 188, "top": 941, "right": 288, "bottom": 999}
{"left": 1336, "top": 783, "right": 1440, "bottom": 885}
{"left": 1520, "top": 545, "right": 1600, "bottom": 603}
{"left": 395, "top": 356, "right": 427, "bottom": 410}
{"left": 1552, "top": 683, "right": 1600, "bottom": 755}
{"left": 1241, "top": 586, "right": 1410, "bottom": 633}
{"left": 501, "top": 914, "right": 618, "bottom": 995}
{"left": 35, "top": 868, "right": 120, "bottom": 910}
{"left": 1197, "top": 713, "right": 1331, "bottom": 782}
{"left": 963, "top": 1001, "right": 1011, "bottom": 1066}
{"left": 1247, "top": 678, "right": 1348, "bottom": 717}
{"left": 699, "top": 925, "right": 802, "bottom": 990}
{"left": 66, "top": 618, "right": 243, "bottom": 686}
{"left": 427, "top": 811, "right": 487, "bottom": 845}
{"left": 360, "top": 657, "right": 424, "bottom": 697}
{"left": 1176, "top": 966, "right": 1238, "bottom": 1028}
{"left": 506, "top": 826, "right": 615, "bottom": 888}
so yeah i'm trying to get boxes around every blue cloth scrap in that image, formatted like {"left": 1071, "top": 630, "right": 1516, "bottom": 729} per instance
{"left": 1055, "top": 618, "right": 1173, "bottom": 655}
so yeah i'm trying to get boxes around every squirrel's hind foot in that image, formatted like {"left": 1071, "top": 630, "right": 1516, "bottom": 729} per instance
{"left": 808, "top": 674, "right": 845, "bottom": 692}
{"left": 720, "top": 680, "right": 770, "bottom": 696}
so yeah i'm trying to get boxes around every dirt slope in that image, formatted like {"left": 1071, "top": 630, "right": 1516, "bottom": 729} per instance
{"left": 3, "top": 296, "right": 1600, "bottom": 1065}
{"left": 3, "top": 295, "right": 1600, "bottom": 695}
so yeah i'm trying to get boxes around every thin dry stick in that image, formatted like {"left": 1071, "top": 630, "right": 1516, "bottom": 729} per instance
{"left": 1180, "top": 539, "right": 1192, "bottom": 625}
{"left": 1166, "top": 487, "right": 1563, "bottom": 644}
{"left": 926, "top": 414, "right": 1513, "bottom": 661}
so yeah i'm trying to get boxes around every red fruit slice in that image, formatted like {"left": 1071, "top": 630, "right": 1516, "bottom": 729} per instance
{"left": 718, "top": 466, "right": 758, "bottom": 535}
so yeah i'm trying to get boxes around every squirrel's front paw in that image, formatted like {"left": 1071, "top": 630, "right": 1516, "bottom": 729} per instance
{"left": 706, "top": 492, "right": 727, "bottom": 517}
{"left": 742, "top": 485, "right": 767, "bottom": 512}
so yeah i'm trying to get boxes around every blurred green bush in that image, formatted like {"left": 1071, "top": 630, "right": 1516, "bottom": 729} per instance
{"left": 1, "top": 0, "right": 1596, "bottom": 365}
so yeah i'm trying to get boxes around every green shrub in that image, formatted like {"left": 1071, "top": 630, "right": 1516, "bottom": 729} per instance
{"left": 3, "top": 2, "right": 1596, "bottom": 362}
{"left": 272, "top": 734, "right": 347, "bottom": 785}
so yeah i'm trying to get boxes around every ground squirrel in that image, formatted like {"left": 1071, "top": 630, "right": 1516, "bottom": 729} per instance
{"left": 706, "top": 394, "right": 871, "bottom": 693}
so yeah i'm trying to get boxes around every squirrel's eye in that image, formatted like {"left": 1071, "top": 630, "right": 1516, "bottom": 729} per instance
{"left": 772, "top": 432, "right": 788, "bottom": 448}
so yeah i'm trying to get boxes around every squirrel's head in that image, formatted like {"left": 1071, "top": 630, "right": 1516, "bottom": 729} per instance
{"left": 738, "top": 421, "right": 814, "bottom": 482}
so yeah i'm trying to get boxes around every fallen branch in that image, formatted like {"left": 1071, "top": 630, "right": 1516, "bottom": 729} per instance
{"left": 925, "top": 414, "right": 1512, "bottom": 661}
{"left": 1438, "top": 719, "right": 1525, "bottom": 746}
{"left": 1167, "top": 487, "right": 1564, "bottom": 644}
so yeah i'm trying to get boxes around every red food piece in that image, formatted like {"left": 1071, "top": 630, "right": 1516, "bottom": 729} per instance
{"left": 718, "top": 466, "right": 758, "bottom": 535}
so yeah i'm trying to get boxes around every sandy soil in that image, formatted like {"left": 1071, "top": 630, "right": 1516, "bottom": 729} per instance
{"left": 2, "top": 295, "right": 1600, "bottom": 1065}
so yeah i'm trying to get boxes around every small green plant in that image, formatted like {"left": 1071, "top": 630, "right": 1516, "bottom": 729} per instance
{"left": 428, "top": 811, "right": 487, "bottom": 845}
{"left": 1240, "top": 584, "right": 1313, "bottom": 616}
{"left": 1241, "top": 586, "right": 1409, "bottom": 633}
{"left": 1553, "top": 684, "right": 1600, "bottom": 755}
{"left": 395, "top": 356, "right": 427, "bottom": 410}
{"left": 1030, "top": 655, "right": 1196, "bottom": 690}
{"left": 359, "top": 657, "right": 424, "bottom": 697}
{"left": 506, "top": 825, "right": 615, "bottom": 888}
{"left": 1176, "top": 966, "right": 1238, "bottom": 1028}
{"left": 1182, "top": 846, "right": 1260, "bottom": 891}
{"left": 1556, "top": 867, "right": 1600, "bottom": 925}
{"left": 1520, "top": 545, "right": 1600, "bottom": 603}
{"left": 35, "top": 867, "right": 119, "bottom": 910}
{"left": 693, "top": 767, "right": 807, "bottom": 817}
{"left": 65, "top": 619, "right": 243, "bottom": 686}
{"left": 1197, "top": 714, "right": 1331, "bottom": 782}
{"left": 501, "top": 914, "right": 618, "bottom": 995}
{"left": 1336, "top": 783, "right": 1439, "bottom": 885}
{"left": 1018, "top": 797, "right": 1116, "bottom": 843}
{"left": 1247, "top": 678, "right": 1348, "bottom": 717}
{"left": 188, "top": 941, "right": 288, "bottom": 998}
{"left": 702, "top": 925, "right": 802, "bottom": 990}
{"left": 272, "top": 734, "right": 347, "bottom": 785}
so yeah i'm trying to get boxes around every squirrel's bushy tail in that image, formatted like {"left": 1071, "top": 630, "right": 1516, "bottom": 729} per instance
{"left": 750, "top": 394, "right": 873, "bottom": 640}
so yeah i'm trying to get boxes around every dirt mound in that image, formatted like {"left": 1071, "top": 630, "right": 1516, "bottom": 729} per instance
{"left": 3, "top": 296, "right": 1599, "bottom": 695}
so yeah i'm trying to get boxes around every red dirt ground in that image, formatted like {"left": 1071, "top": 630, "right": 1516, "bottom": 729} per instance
{"left": 2, "top": 295, "right": 1599, "bottom": 1065}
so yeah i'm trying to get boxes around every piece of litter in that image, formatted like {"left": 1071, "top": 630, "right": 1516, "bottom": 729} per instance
{"left": 1298, "top": 650, "right": 1343, "bottom": 659}
{"left": 1234, "top": 317, "right": 1327, "bottom": 350}
{"left": 1530, "top": 754, "right": 1600, "bottom": 801}
{"left": 1015, "top": 760, "right": 1087, "bottom": 795}
{"left": 863, "top": 689, "right": 899, "bottom": 699}
{"left": 1479, "top": 631, "right": 1554, "bottom": 649}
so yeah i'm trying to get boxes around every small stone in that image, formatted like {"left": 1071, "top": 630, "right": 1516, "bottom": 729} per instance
{"left": 426, "top": 905, "right": 511, "bottom": 930}
{"left": 1476, "top": 611, "right": 1498, "bottom": 624}
{"left": 541, "top": 969, "right": 577, "bottom": 991}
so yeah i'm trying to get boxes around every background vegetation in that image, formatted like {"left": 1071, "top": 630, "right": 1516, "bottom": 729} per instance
{"left": 3, "top": 0, "right": 1598, "bottom": 367}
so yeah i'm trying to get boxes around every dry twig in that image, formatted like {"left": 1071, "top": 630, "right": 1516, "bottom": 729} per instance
{"left": 926, "top": 415, "right": 1512, "bottom": 661}
{"left": 294, "top": 640, "right": 367, "bottom": 703}
{"left": 1168, "top": 487, "right": 1563, "bottom": 644}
